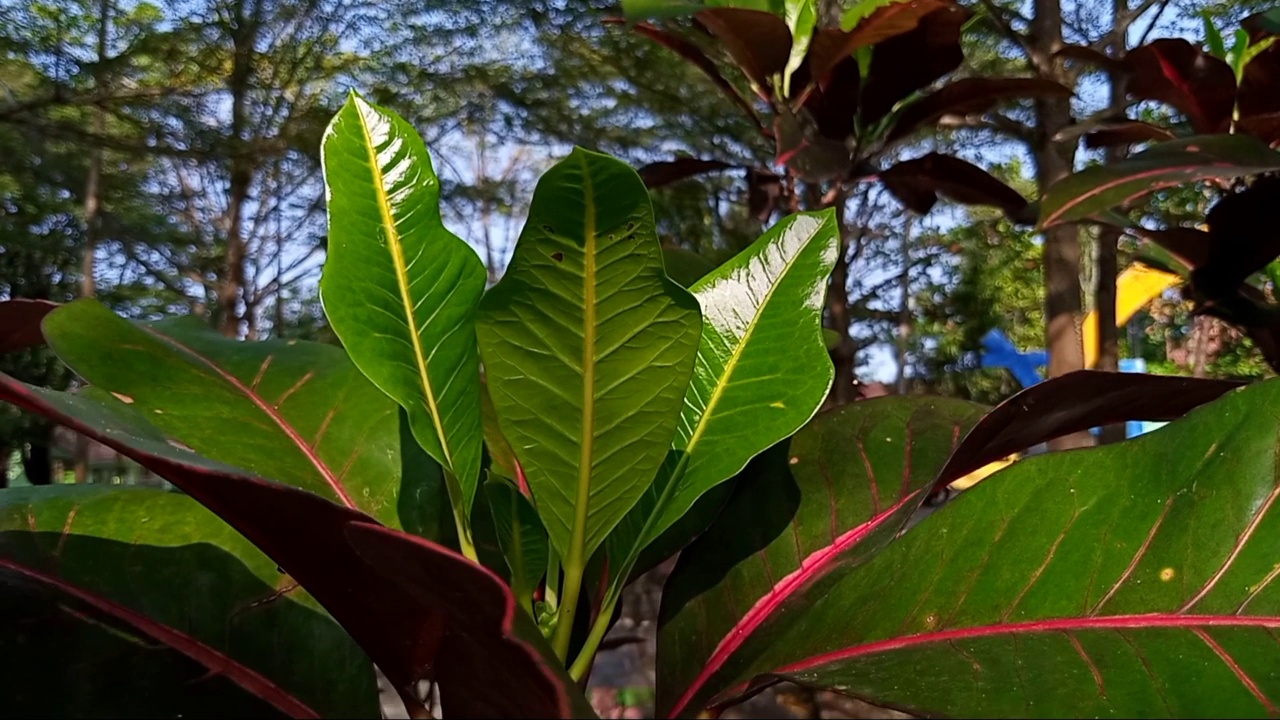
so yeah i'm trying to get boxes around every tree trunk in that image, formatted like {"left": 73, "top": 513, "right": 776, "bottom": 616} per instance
{"left": 895, "top": 216, "right": 913, "bottom": 395}
{"left": 1030, "top": 0, "right": 1092, "bottom": 450}
{"left": 75, "top": 0, "right": 111, "bottom": 483}
{"left": 1096, "top": 0, "right": 1129, "bottom": 446}
{"left": 218, "top": 0, "right": 255, "bottom": 338}
{"left": 826, "top": 188, "right": 856, "bottom": 406}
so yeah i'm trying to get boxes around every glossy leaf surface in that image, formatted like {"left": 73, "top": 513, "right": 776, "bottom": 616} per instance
{"left": 658, "top": 396, "right": 987, "bottom": 716}
{"left": 41, "top": 299, "right": 412, "bottom": 529}
{"left": 320, "top": 93, "right": 486, "bottom": 512}
{"left": 0, "top": 372, "right": 591, "bottom": 718}
{"left": 0, "top": 486, "right": 374, "bottom": 718}
{"left": 685, "top": 380, "right": 1280, "bottom": 718}
{"left": 476, "top": 147, "right": 702, "bottom": 562}
{"left": 1039, "top": 135, "right": 1280, "bottom": 227}
{"left": 648, "top": 210, "right": 840, "bottom": 547}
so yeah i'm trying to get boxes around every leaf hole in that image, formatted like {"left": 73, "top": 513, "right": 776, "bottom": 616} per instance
{"left": 541, "top": 224, "right": 556, "bottom": 234}
{"left": 111, "top": 392, "right": 134, "bottom": 405}
{"left": 551, "top": 251, "right": 564, "bottom": 262}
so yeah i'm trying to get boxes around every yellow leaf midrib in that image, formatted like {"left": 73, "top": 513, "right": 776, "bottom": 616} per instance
{"left": 682, "top": 217, "right": 828, "bottom": 460}
{"left": 572, "top": 153, "right": 597, "bottom": 557}
{"left": 353, "top": 102, "right": 454, "bottom": 471}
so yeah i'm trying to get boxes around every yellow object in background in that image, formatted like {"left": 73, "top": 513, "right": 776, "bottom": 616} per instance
{"left": 950, "top": 454, "right": 1019, "bottom": 490}
{"left": 1081, "top": 264, "right": 1182, "bottom": 368}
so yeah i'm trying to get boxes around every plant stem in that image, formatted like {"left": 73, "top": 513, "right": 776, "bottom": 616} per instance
{"left": 443, "top": 469, "right": 479, "bottom": 563}
{"left": 453, "top": 511, "right": 479, "bottom": 563}
{"left": 551, "top": 556, "right": 584, "bottom": 660}
{"left": 569, "top": 591, "right": 618, "bottom": 680}
{"left": 569, "top": 453, "right": 693, "bottom": 676}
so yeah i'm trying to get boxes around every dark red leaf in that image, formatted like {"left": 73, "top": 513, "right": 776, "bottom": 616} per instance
{"left": 0, "top": 299, "right": 57, "bottom": 353}
{"left": 880, "top": 153, "right": 1033, "bottom": 223}
{"left": 1129, "top": 226, "right": 1212, "bottom": 269}
{"left": 1195, "top": 176, "right": 1280, "bottom": 298}
{"left": 0, "top": 374, "right": 590, "bottom": 718}
{"left": 1082, "top": 119, "right": 1176, "bottom": 148}
{"left": 746, "top": 168, "right": 783, "bottom": 221}
{"left": 887, "top": 77, "right": 1072, "bottom": 142}
{"left": 858, "top": 4, "right": 969, "bottom": 125}
{"left": 1123, "top": 39, "right": 1236, "bottom": 134}
{"left": 694, "top": 8, "right": 792, "bottom": 95}
{"left": 1237, "top": 42, "right": 1280, "bottom": 141}
{"left": 1236, "top": 112, "right": 1280, "bottom": 144}
{"left": 1054, "top": 44, "right": 1125, "bottom": 74}
{"left": 1242, "top": 9, "right": 1280, "bottom": 41}
{"left": 928, "top": 370, "right": 1243, "bottom": 493}
{"left": 0, "top": 557, "right": 319, "bottom": 718}
{"left": 1039, "top": 135, "right": 1280, "bottom": 228}
{"left": 799, "top": 53, "right": 860, "bottom": 140}
{"left": 773, "top": 110, "right": 852, "bottom": 182}
{"left": 801, "top": 0, "right": 950, "bottom": 92}
{"left": 624, "top": 21, "right": 766, "bottom": 133}
{"left": 346, "top": 524, "right": 596, "bottom": 718}
{"left": 637, "top": 158, "right": 735, "bottom": 188}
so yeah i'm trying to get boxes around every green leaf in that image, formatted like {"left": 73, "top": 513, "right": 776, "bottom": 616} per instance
{"left": 621, "top": 0, "right": 706, "bottom": 20}
{"left": 657, "top": 396, "right": 987, "bottom": 716}
{"left": 40, "top": 300, "right": 417, "bottom": 530}
{"left": 320, "top": 93, "right": 486, "bottom": 521}
{"left": 1203, "top": 12, "right": 1227, "bottom": 59}
{"left": 1231, "top": 28, "right": 1252, "bottom": 77}
{"left": 0, "top": 372, "right": 591, "bottom": 718}
{"left": 781, "top": 0, "right": 816, "bottom": 97}
{"left": 475, "top": 146, "right": 702, "bottom": 565}
{"left": 1039, "top": 135, "right": 1280, "bottom": 228}
{"left": 0, "top": 485, "right": 375, "bottom": 718}
{"left": 662, "top": 247, "right": 719, "bottom": 288}
{"left": 486, "top": 479, "right": 550, "bottom": 613}
{"left": 621, "top": 0, "right": 784, "bottom": 21}
{"left": 670, "top": 379, "right": 1280, "bottom": 718}
{"left": 643, "top": 211, "right": 839, "bottom": 550}
{"left": 481, "top": 378, "right": 521, "bottom": 482}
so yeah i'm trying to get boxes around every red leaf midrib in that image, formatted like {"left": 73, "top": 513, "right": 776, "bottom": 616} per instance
{"left": 0, "top": 559, "right": 319, "bottom": 718}
{"left": 145, "top": 328, "right": 358, "bottom": 509}
{"left": 668, "top": 492, "right": 919, "bottom": 718}
{"left": 771, "top": 613, "right": 1280, "bottom": 677}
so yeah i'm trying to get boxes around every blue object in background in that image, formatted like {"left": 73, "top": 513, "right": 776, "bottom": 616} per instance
{"left": 979, "top": 328, "right": 1046, "bottom": 388}
{"left": 977, "top": 329, "right": 1164, "bottom": 439}
{"left": 1118, "top": 358, "right": 1167, "bottom": 438}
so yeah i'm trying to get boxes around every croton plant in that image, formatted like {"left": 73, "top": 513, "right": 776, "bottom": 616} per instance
{"left": 2, "top": 93, "right": 1280, "bottom": 719}
{"left": 620, "top": 0, "right": 1070, "bottom": 224}
{"left": 1041, "top": 8, "right": 1280, "bottom": 373}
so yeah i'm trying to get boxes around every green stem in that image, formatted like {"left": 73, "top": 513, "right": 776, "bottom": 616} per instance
{"left": 443, "top": 469, "right": 479, "bottom": 563}
{"left": 551, "top": 557, "right": 584, "bottom": 660}
{"left": 568, "top": 453, "right": 693, "bottom": 677}
{"left": 453, "top": 511, "right": 479, "bottom": 563}
{"left": 569, "top": 591, "right": 618, "bottom": 680}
